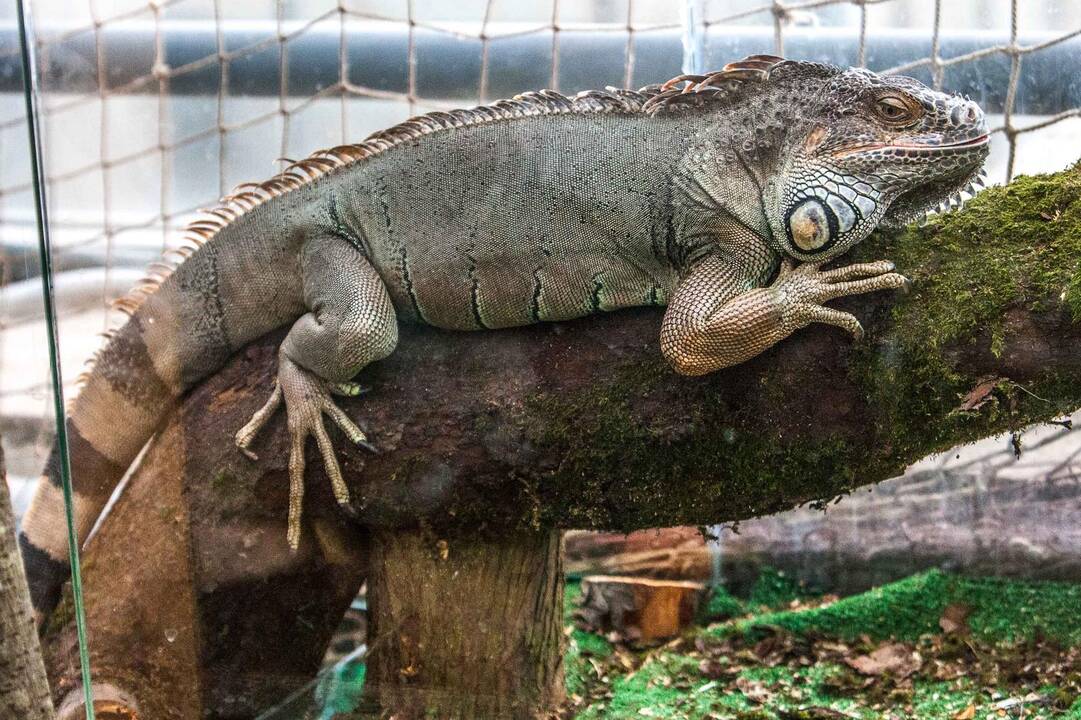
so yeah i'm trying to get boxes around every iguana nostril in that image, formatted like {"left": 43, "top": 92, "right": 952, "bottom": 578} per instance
{"left": 953, "top": 101, "right": 983, "bottom": 127}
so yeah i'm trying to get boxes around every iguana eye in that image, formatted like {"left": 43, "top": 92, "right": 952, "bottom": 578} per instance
{"left": 875, "top": 94, "right": 918, "bottom": 125}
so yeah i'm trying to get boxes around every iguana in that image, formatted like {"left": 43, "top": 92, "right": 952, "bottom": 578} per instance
{"left": 19, "top": 55, "right": 989, "bottom": 626}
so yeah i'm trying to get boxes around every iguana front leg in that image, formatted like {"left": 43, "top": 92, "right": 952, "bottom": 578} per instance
{"left": 660, "top": 253, "right": 907, "bottom": 376}
{"left": 235, "top": 236, "right": 398, "bottom": 549}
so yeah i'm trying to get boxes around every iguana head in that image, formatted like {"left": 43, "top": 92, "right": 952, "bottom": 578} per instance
{"left": 764, "top": 64, "right": 989, "bottom": 262}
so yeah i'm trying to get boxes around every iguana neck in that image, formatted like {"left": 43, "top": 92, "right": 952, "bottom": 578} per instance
{"left": 668, "top": 111, "right": 788, "bottom": 260}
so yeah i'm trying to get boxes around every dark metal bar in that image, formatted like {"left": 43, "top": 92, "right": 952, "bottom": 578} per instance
{"left": 0, "top": 22, "right": 1077, "bottom": 113}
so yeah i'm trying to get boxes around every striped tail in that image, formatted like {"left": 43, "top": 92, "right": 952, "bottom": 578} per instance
{"left": 18, "top": 312, "right": 180, "bottom": 627}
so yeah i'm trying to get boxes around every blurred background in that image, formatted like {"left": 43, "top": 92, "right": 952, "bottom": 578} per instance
{"left": 1, "top": 2, "right": 1080, "bottom": 713}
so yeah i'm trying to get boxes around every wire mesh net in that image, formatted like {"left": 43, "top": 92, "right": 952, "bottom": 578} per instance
{"left": 0, "top": 1, "right": 1079, "bottom": 714}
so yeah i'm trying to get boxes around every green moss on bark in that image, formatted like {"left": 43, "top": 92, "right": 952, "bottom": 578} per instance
{"left": 883, "top": 163, "right": 1081, "bottom": 341}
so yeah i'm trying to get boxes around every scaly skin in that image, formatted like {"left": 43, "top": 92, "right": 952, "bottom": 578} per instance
{"left": 19, "top": 55, "right": 989, "bottom": 627}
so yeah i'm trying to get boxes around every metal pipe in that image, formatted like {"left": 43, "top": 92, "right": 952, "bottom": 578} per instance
{"left": 0, "top": 22, "right": 1077, "bottom": 113}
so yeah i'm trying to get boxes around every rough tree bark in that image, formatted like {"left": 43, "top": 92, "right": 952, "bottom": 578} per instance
{"left": 43, "top": 166, "right": 1081, "bottom": 718}
{"left": 0, "top": 445, "right": 55, "bottom": 719}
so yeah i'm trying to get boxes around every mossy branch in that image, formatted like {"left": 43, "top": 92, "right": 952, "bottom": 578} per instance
{"left": 187, "top": 163, "right": 1081, "bottom": 536}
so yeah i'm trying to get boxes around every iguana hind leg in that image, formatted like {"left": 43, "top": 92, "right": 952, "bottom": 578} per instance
{"left": 235, "top": 236, "right": 398, "bottom": 549}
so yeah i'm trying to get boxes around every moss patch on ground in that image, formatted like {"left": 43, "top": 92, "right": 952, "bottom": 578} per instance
{"left": 564, "top": 570, "right": 1081, "bottom": 720}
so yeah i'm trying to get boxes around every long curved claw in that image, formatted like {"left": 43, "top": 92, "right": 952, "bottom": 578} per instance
{"left": 323, "top": 400, "right": 378, "bottom": 453}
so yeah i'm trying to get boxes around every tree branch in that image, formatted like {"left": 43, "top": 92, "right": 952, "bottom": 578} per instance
{"left": 42, "top": 164, "right": 1081, "bottom": 720}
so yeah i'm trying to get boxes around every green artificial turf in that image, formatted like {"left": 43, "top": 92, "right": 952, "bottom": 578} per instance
{"left": 720, "top": 570, "right": 1081, "bottom": 646}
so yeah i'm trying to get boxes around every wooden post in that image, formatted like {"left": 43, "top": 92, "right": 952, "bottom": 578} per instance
{"left": 361, "top": 528, "right": 565, "bottom": 719}
{"left": 0, "top": 445, "right": 55, "bottom": 719}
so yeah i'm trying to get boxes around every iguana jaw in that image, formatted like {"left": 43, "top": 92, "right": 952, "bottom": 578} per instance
{"left": 883, "top": 163, "right": 988, "bottom": 226}
{"left": 832, "top": 133, "right": 989, "bottom": 159}
{"left": 889, "top": 133, "right": 990, "bottom": 220}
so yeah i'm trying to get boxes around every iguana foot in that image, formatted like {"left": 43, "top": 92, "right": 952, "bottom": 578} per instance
{"left": 775, "top": 258, "right": 909, "bottom": 339}
{"left": 235, "top": 357, "right": 374, "bottom": 550}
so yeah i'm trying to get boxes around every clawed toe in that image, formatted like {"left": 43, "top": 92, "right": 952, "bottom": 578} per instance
{"left": 818, "top": 259, "right": 896, "bottom": 282}
{"left": 235, "top": 382, "right": 282, "bottom": 461}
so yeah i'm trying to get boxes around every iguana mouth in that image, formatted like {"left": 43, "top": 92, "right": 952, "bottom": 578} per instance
{"left": 834, "top": 134, "right": 989, "bottom": 158}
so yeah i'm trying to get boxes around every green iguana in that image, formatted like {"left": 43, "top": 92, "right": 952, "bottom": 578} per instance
{"left": 19, "top": 55, "right": 989, "bottom": 626}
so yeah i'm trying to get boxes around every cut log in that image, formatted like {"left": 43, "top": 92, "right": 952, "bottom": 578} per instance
{"left": 574, "top": 575, "right": 706, "bottom": 643}
{"left": 565, "top": 528, "right": 712, "bottom": 581}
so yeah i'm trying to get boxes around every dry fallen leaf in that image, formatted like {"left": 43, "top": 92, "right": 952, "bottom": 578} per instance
{"left": 845, "top": 642, "right": 922, "bottom": 679}
{"left": 952, "top": 704, "right": 976, "bottom": 720}
{"left": 735, "top": 675, "right": 774, "bottom": 704}
{"left": 698, "top": 658, "right": 737, "bottom": 680}
{"left": 957, "top": 376, "right": 1000, "bottom": 412}
{"left": 939, "top": 603, "right": 972, "bottom": 635}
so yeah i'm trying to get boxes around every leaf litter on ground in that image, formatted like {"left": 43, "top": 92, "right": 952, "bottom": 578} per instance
{"left": 564, "top": 572, "right": 1081, "bottom": 719}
